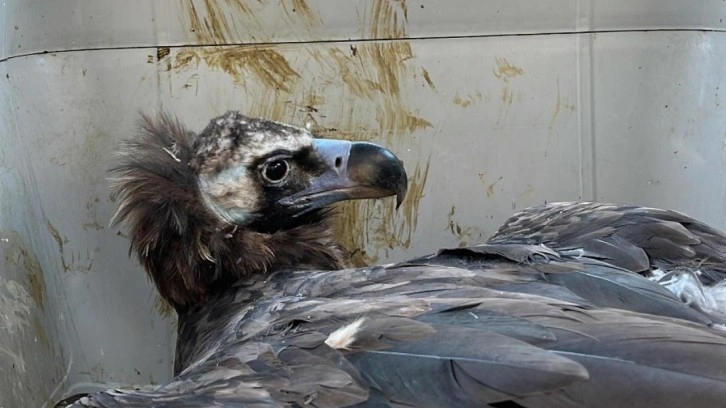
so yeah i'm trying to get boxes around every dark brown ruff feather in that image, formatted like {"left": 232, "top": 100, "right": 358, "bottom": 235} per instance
{"left": 109, "top": 113, "right": 346, "bottom": 313}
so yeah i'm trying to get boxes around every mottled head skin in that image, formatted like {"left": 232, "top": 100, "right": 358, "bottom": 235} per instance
{"left": 110, "top": 112, "right": 346, "bottom": 313}
{"left": 192, "top": 112, "right": 332, "bottom": 231}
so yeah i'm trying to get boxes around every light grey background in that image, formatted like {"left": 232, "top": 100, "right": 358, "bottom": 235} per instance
{"left": 1, "top": 1, "right": 725, "bottom": 406}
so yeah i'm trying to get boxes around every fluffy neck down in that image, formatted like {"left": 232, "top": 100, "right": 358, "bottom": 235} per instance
{"left": 110, "top": 113, "right": 346, "bottom": 314}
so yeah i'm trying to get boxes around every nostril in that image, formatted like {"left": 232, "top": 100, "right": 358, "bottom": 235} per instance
{"left": 335, "top": 157, "right": 343, "bottom": 168}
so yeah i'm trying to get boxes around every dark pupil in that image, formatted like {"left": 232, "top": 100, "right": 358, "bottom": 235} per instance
{"left": 265, "top": 160, "right": 288, "bottom": 181}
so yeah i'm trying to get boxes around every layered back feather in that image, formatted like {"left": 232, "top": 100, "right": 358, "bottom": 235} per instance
{"left": 489, "top": 202, "right": 726, "bottom": 280}
{"left": 489, "top": 202, "right": 726, "bottom": 314}
{"left": 65, "top": 257, "right": 726, "bottom": 408}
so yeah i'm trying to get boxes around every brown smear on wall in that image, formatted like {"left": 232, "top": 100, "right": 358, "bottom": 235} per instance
{"left": 175, "top": 47, "right": 299, "bottom": 91}
{"left": 284, "top": 0, "right": 324, "bottom": 26}
{"left": 183, "top": 0, "right": 252, "bottom": 44}
{"left": 178, "top": 0, "right": 431, "bottom": 267}
{"left": 324, "top": 0, "right": 431, "bottom": 266}
{"left": 2, "top": 231, "right": 46, "bottom": 310}
{"left": 45, "top": 220, "right": 70, "bottom": 273}
{"left": 0, "top": 230, "right": 59, "bottom": 406}
{"left": 182, "top": 0, "right": 318, "bottom": 44}
{"left": 493, "top": 58, "right": 524, "bottom": 126}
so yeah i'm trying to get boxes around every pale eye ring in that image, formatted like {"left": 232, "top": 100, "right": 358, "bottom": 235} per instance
{"left": 261, "top": 159, "right": 289, "bottom": 183}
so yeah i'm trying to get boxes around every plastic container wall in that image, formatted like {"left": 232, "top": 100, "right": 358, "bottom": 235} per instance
{"left": 1, "top": 1, "right": 725, "bottom": 406}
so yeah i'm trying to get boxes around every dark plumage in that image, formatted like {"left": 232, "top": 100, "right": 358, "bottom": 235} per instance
{"left": 59, "top": 112, "right": 726, "bottom": 408}
{"left": 108, "top": 113, "right": 354, "bottom": 313}
{"left": 489, "top": 202, "right": 726, "bottom": 314}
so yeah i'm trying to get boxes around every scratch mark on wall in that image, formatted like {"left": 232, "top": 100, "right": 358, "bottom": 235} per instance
{"left": 518, "top": 184, "right": 536, "bottom": 203}
{"left": 0, "top": 232, "right": 60, "bottom": 408}
{"left": 2, "top": 231, "right": 45, "bottom": 309}
{"left": 493, "top": 58, "right": 524, "bottom": 79}
{"left": 283, "top": 0, "right": 324, "bottom": 26}
{"left": 421, "top": 68, "right": 435, "bottom": 90}
{"left": 375, "top": 99, "right": 432, "bottom": 134}
{"left": 546, "top": 76, "right": 577, "bottom": 157}
{"left": 399, "top": 156, "right": 429, "bottom": 244}
{"left": 31, "top": 315, "right": 50, "bottom": 350}
{"left": 45, "top": 220, "right": 70, "bottom": 273}
{"left": 0, "top": 280, "right": 31, "bottom": 337}
{"left": 493, "top": 58, "right": 524, "bottom": 126}
{"left": 715, "top": 87, "right": 721, "bottom": 108}
{"left": 445, "top": 205, "right": 483, "bottom": 247}
{"left": 83, "top": 197, "right": 104, "bottom": 231}
{"left": 82, "top": 221, "right": 104, "bottom": 231}
{"left": 453, "top": 94, "right": 471, "bottom": 108}
{"left": 183, "top": 0, "right": 324, "bottom": 44}
{"left": 446, "top": 206, "right": 467, "bottom": 240}
{"left": 184, "top": 0, "right": 237, "bottom": 44}
{"left": 156, "top": 47, "right": 171, "bottom": 61}
{"left": 486, "top": 176, "right": 504, "bottom": 198}
{"left": 0, "top": 344, "right": 26, "bottom": 375}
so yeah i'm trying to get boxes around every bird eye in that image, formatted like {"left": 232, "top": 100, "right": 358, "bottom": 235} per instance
{"left": 262, "top": 160, "right": 289, "bottom": 183}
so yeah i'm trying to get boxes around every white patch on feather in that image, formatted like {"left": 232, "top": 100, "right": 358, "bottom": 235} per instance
{"left": 561, "top": 248, "right": 585, "bottom": 258}
{"left": 162, "top": 146, "right": 181, "bottom": 162}
{"left": 325, "top": 317, "right": 367, "bottom": 349}
{"left": 707, "top": 281, "right": 726, "bottom": 313}
{"left": 649, "top": 268, "right": 668, "bottom": 280}
{"left": 650, "top": 268, "right": 726, "bottom": 314}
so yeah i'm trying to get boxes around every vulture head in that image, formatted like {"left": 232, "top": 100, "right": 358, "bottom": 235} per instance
{"left": 110, "top": 111, "right": 407, "bottom": 313}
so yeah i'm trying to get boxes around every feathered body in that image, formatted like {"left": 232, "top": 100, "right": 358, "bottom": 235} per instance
{"left": 73, "top": 260, "right": 726, "bottom": 408}
{"left": 60, "top": 112, "right": 726, "bottom": 408}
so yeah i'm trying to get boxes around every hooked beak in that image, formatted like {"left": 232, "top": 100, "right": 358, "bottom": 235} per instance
{"left": 279, "top": 138, "right": 408, "bottom": 215}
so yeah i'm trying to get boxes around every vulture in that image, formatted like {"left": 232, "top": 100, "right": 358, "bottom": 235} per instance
{"left": 59, "top": 111, "right": 726, "bottom": 408}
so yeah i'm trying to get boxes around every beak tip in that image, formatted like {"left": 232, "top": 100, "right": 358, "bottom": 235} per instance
{"left": 394, "top": 162, "right": 407, "bottom": 210}
{"left": 394, "top": 182, "right": 407, "bottom": 210}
